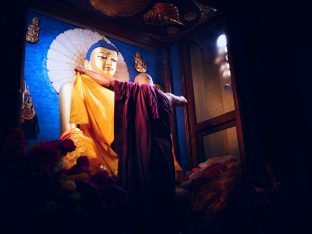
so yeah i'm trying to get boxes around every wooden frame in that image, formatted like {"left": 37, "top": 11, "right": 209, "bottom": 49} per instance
{"left": 179, "top": 14, "right": 246, "bottom": 170}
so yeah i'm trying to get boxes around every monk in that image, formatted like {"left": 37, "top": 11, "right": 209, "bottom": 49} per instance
{"left": 134, "top": 72, "right": 187, "bottom": 181}
{"left": 75, "top": 65, "right": 187, "bottom": 234}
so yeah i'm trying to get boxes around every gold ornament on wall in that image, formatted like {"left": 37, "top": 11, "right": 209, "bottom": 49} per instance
{"left": 134, "top": 52, "right": 147, "bottom": 73}
{"left": 26, "top": 17, "right": 40, "bottom": 43}
{"left": 143, "top": 3, "right": 184, "bottom": 26}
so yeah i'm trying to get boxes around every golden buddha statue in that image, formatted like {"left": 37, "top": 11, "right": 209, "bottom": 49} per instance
{"left": 59, "top": 39, "right": 121, "bottom": 176}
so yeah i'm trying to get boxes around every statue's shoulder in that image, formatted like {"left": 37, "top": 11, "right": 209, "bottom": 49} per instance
{"left": 59, "top": 80, "right": 75, "bottom": 93}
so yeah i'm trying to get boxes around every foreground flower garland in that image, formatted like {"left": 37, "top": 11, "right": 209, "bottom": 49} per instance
{"left": 1, "top": 127, "right": 131, "bottom": 233}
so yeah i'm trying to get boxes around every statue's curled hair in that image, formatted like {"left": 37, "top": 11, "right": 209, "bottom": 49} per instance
{"left": 85, "top": 38, "right": 119, "bottom": 61}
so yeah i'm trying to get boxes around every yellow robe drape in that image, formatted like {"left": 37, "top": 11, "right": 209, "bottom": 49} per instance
{"left": 62, "top": 73, "right": 118, "bottom": 176}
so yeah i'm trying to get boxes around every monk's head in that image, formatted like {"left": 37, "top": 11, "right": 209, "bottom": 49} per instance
{"left": 134, "top": 73, "right": 154, "bottom": 86}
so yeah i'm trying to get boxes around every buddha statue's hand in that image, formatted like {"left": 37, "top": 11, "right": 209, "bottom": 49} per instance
{"left": 60, "top": 131, "right": 71, "bottom": 140}
{"left": 60, "top": 127, "right": 81, "bottom": 140}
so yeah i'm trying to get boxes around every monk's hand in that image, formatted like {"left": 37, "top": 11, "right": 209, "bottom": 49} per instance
{"left": 75, "top": 66, "right": 87, "bottom": 73}
{"left": 74, "top": 66, "right": 114, "bottom": 88}
{"left": 179, "top": 96, "right": 188, "bottom": 106}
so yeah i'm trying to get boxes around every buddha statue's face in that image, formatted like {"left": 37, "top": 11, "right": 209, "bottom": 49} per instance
{"left": 84, "top": 47, "right": 118, "bottom": 77}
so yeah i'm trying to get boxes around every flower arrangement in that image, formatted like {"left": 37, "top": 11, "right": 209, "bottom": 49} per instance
{"left": 1, "top": 127, "right": 130, "bottom": 233}
{"left": 175, "top": 155, "right": 281, "bottom": 234}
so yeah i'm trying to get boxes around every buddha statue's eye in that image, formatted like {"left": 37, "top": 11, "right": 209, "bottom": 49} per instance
{"left": 97, "top": 55, "right": 107, "bottom": 59}
{"left": 111, "top": 58, "right": 117, "bottom": 62}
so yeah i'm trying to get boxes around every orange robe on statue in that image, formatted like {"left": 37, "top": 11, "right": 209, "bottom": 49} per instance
{"left": 61, "top": 73, "right": 118, "bottom": 176}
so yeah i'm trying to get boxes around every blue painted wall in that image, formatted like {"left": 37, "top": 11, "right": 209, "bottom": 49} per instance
{"left": 169, "top": 43, "right": 189, "bottom": 172}
{"left": 24, "top": 10, "right": 163, "bottom": 146}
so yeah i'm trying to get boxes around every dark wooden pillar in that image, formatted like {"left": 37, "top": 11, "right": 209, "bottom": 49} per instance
{"left": 162, "top": 48, "right": 182, "bottom": 164}
{"left": 1, "top": 0, "right": 28, "bottom": 231}
{"left": 1, "top": 1, "right": 27, "bottom": 147}
{"left": 162, "top": 48, "right": 172, "bottom": 93}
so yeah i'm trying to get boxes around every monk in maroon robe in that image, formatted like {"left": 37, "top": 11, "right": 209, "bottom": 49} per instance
{"left": 75, "top": 66, "right": 187, "bottom": 233}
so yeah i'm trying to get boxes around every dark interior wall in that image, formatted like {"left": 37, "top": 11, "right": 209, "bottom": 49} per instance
{"left": 169, "top": 42, "right": 189, "bottom": 172}
{"left": 215, "top": 0, "right": 312, "bottom": 232}
{"left": 1, "top": 0, "right": 28, "bottom": 230}
{"left": 1, "top": 1, "right": 27, "bottom": 144}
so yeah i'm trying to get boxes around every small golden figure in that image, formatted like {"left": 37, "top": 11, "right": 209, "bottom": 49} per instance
{"left": 134, "top": 52, "right": 147, "bottom": 73}
{"left": 26, "top": 17, "right": 40, "bottom": 43}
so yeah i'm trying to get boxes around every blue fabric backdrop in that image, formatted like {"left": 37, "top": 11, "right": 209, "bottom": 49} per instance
{"left": 169, "top": 43, "right": 189, "bottom": 171}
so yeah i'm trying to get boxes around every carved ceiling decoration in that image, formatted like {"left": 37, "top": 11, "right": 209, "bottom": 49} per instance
{"left": 143, "top": 3, "right": 183, "bottom": 26}
{"left": 143, "top": 0, "right": 217, "bottom": 42}
{"left": 183, "top": 11, "right": 198, "bottom": 22}
{"left": 30, "top": 0, "right": 218, "bottom": 45}
{"left": 89, "top": 0, "right": 150, "bottom": 17}
{"left": 193, "top": 0, "right": 215, "bottom": 23}
{"left": 166, "top": 26, "right": 179, "bottom": 35}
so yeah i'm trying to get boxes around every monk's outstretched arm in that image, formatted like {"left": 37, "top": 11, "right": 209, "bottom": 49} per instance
{"left": 75, "top": 66, "right": 115, "bottom": 90}
{"left": 165, "top": 92, "right": 188, "bottom": 107}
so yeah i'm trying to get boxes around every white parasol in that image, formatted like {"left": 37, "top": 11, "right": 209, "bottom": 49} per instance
{"left": 46, "top": 28, "right": 130, "bottom": 93}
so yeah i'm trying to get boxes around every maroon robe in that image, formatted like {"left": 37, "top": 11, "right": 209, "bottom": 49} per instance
{"left": 113, "top": 80, "right": 175, "bottom": 233}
